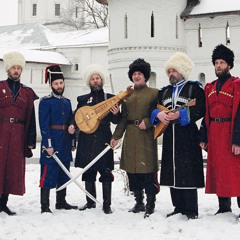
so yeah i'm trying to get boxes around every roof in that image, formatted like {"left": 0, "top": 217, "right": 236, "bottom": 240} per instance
{"left": 183, "top": 0, "right": 240, "bottom": 18}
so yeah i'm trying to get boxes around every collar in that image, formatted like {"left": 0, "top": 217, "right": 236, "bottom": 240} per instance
{"left": 172, "top": 79, "right": 186, "bottom": 88}
{"left": 52, "top": 92, "right": 63, "bottom": 99}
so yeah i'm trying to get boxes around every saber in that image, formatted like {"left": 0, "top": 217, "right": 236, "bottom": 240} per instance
{"left": 57, "top": 144, "right": 112, "bottom": 192}
{"left": 42, "top": 147, "right": 99, "bottom": 204}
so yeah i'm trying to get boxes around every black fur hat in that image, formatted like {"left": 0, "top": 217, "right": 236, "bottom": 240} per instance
{"left": 212, "top": 44, "right": 234, "bottom": 69}
{"left": 128, "top": 58, "right": 151, "bottom": 82}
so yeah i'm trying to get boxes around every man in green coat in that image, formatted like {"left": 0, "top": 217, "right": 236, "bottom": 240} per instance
{"left": 110, "top": 58, "right": 159, "bottom": 218}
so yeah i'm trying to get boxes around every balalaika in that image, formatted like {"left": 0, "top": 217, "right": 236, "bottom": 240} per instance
{"left": 75, "top": 86, "right": 134, "bottom": 134}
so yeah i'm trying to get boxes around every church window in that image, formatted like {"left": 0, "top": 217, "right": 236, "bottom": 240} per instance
{"left": 151, "top": 11, "right": 154, "bottom": 38}
{"left": 75, "top": 7, "right": 79, "bottom": 18}
{"left": 176, "top": 15, "right": 178, "bottom": 39}
{"left": 32, "top": 4, "right": 37, "bottom": 16}
{"left": 198, "top": 23, "right": 202, "bottom": 47}
{"left": 226, "top": 21, "right": 231, "bottom": 45}
{"left": 75, "top": 64, "right": 79, "bottom": 71}
{"left": 199, "top": 73, "right": 206, "bottom": 86}
{"left": 124, "top": 13, "right": 128, "bottom": 39}
{"left": 55, "top": 4, "right": 61, "bottom": 16}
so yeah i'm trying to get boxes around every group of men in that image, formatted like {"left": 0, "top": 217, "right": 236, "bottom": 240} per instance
{"left": 1, "top": 43, "right": 240, "bottom": 220}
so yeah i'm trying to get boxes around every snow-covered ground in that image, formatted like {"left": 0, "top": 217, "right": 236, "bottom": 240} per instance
{"left": 1, "top": 146, "right": 239, "bottom": 240}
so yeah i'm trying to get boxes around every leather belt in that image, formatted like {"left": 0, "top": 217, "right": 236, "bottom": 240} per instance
{"left": 0, "top": 117, "right": 24, "bottom": 123}
{"left": 127, "top": 120, "right": 140, "bottom": 126}
{"left": 50, "top": 125, "right": 68, "bottom": 130}
{"left": 210, "top": 118, "right": 231, "bottom": 122}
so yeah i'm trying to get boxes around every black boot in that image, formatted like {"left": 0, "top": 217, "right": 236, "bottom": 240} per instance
{"left": 102, "top": 182, "right": 112, "bottom": 214}
{"left": 129, "top": 190, "right": 145, "bottom": 213}
{"left": 79, "top": 182, "right": 96, "bottom": 211}
{"left": 215, "top": 197, "right": 232, "bottom": 214}
{"left": 144, "top": 194, "right": 156, "bottom": 218}
{"left": 41, "top": 188, "right": 52, "bottom": 214}
{"left": 56, "top": 188, "right": 78, "bottom": 210}
{"left": 0, "top": 194, "right": 16, "bottom": 216}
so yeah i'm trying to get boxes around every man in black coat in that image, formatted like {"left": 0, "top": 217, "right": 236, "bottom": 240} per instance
{"left": 71, "top": 64, "right": 120, "bottom": 214}
{"left": 151, "top": 52, "right": 205, "bottom": 219}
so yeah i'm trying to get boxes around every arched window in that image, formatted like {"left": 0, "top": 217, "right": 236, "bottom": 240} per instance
{"left": 151, "top": 12, "right": 154, "bottom": 38}
{"left": 199, "top": 73, "right": 205, "bottom": 86}
{"left": 75, "top": 64, "right": 79, "bottom": 71}
{"left": 124, "top": 13, "right": 128, "bottom": 39}
{"left": 148, "top": 72, "right": 156, "bottom": 88}
{"left": 226, "top": 21, "right": 230, "bottom": 45}
{"left": 198, "top": 23, "right": 202, "bottom": 47}
{"left": 176, "top": 15, "right": 178, "bottom": 39}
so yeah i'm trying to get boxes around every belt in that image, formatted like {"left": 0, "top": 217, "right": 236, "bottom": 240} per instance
{"left": 210, "top": 118, "right": 231, "bottom": 122}
{"left": 0, "top": 117, "right": 24, "bottom": 123}
{"left": 127, "top": 120, "right": 140, "bottom": 126}
{"left": 50, "top": 125, "right": 68, "bottom": 130}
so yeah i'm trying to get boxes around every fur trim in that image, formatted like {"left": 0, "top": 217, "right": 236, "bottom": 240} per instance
{"left": 165, "top": 52, "right": 194, "bottom": 80}
{"left": 212, "top": 44, "right": 234, "bottom": 69}
{"left": 83, "top": 64, "right": 105, "bottom": 86}
{"left": 3, "top": 51, "right": 25, "bottom": 72}
{"left": 128, "top": 58, "right": 151, "bottom": 82}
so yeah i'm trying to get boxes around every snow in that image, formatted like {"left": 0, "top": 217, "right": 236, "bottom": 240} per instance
{"left": 1, "top": 145, "right": 239, "bottom": 240}
{"left": 190, "top": 0, "right": 240, "bottom": 15}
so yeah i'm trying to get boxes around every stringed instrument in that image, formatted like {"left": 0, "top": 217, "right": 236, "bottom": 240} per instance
{"left": 75, "top": 86, "right": 134, "bottom": 134}
{"left": 154, "top": 98, "right": 196, "bottom": 139}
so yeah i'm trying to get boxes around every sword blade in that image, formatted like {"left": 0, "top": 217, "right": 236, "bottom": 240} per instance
{"left": 51, "top": 152, "right": 100, "bottom": 204}
{"left": 57, "top": 145, "right": 111, "bottom": 191}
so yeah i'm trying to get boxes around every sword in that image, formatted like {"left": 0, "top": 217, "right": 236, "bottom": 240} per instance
{"left": 42, "top": 146, "right": 100, "bottom": 204}
{"left": 57, "top": 141, "right": 121, "bottom": 192}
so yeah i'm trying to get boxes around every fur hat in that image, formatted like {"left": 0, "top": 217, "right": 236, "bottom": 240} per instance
{"left": 212, "top": 44, "right": 234, "bottom": 69}
{"left": 165, "top": 52, "right": 194, "bottom": 80}
{"left": 45, "top": 64, "right": 64, "bottom": 84}
{"left": 128, "top": 58, "right": 151, "bottom": 82}
{"left": 3, "top": 51, "right": 25, "bottom": 72}
{"left": 83, "top": 64, "right": 105, "bottom": 87}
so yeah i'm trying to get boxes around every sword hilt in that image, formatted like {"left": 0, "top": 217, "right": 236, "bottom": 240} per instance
{"left": 42, "top": 146, "right": 58, "bottom": 158}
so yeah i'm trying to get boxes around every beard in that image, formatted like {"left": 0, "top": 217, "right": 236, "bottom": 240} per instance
{"left": 215, "top": 66, "right": 229, "bottom": 78}
{"left": 8, "top": 72, "right": 20, "bottom": 81}
{"left": 169, "top": 75, "right": 182, "bottom": 85}
{"left": 90, "top": 83, "right": 103, "bottom": 92}
{"left": 52, "top": 86, "right": 64, "bottom": 96}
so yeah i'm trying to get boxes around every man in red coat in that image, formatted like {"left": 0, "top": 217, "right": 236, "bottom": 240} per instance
{"left": 0, "top": 51, "right": 38, "bottom": 215}
{"left": 200, "top": 44, "right": 240, "bottom": 217}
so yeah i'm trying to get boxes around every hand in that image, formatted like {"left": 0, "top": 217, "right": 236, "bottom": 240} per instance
{"left": 110, "top": 104, "right": 120, "bottom": 115}
{"left": 157, "top": 110, "right": 170, "bottom": 125}
{"left": 200, "top": 142, "right": 208, "bottom": 150}
{"left": 68, "top": 124, "right": 75, "bottom": 134}
{"left": 110, "top": 138, "right": 118, "bottom": 148}
{"left": 232, "top": 144, "right": 240, "bottom": 155}
{"left": 167, "top": 111, "right": 180, "bottom": 121}
{"left": 46, "top": 147, "right": 54, "bottom": 156}
{"left": 71, "top": 147, "right": 76, "bottom": 152}
{"left": 139, "top": 120, "right": 146, "bottom": 130}
{"left": 28, "top": 145, "right": 34, "bottom": 149}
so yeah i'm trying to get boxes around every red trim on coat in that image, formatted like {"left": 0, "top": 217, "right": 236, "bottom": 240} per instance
{"left": 39, "top": 165, "right": 48, "bottom": 188}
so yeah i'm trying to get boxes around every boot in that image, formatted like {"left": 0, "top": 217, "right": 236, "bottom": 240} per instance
{"left": 102, "top": 182, "right": 112, "bottom": 214}
{"left": 144, "top": 194, "right": 156, "bottom": 218}
{"left": 215, "top": 197, "right": 232, "bottom": 214}
{"left": 55, "top": 188, "right": 78, "bottom": 210}
{"left": 129, "top": 190, "right": 145, "bottom": 213}
{"left": 79, "top": 182, "right": 96, "bottom": 211}
{"left": 40, "top": 188, "right": 52, "bottom": 214}
{"left": 0, "top": 194, "right": 16, "bottom": 216}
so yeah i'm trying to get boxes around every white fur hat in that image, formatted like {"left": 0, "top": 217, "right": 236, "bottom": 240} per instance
{"left": 164, "top": 52, "right": 194, "bottom": 80}
{"left": 83, "top": 64, "right": 105, "bottom": 86}
{"left": 3, "top": 51, "right": 26, "bottom": 72}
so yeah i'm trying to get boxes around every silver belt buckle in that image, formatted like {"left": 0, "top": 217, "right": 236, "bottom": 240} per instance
{"left": 134, "top": 120, "right": 139, "bottom": 126}
{"left": 10, "top": 118, "right": 15, "bottom": 123}
{"left": 215, "top": 118, "right": 221, "bottom": 122}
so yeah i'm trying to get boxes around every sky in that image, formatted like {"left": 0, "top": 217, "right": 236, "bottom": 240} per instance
{"left": 0, "top": 0, "right": 18, "bottom": 26}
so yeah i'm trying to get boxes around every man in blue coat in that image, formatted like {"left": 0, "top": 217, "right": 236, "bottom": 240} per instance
{"left": 39, "top": 64, "right": 77, "bottom": 213}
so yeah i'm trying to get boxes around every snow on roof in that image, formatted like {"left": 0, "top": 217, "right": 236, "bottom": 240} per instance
{"left": 190, "top": 0, "right": 240, "bottom": 15}
{"left": 0, "top": 48, "right": 71, "bottom": 65}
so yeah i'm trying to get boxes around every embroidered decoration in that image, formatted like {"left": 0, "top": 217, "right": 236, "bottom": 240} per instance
{"left": 2, "top": 89, "right": 6, "bottom": 94}
{"left": 208, "top": 90, "right": 233, "bottom": 98}
{"left": 87, "top": 97, "right": 93, "bottom": 104}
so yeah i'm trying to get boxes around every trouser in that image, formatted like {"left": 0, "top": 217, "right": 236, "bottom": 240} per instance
{"left": 170, "top": 188, "right": 198, "bottom": 215}
{"left": 127, "top": 172, "right": 160, "bottom": 195}
{"left": 82, "top": 168, "right": 114, "bottom": 183}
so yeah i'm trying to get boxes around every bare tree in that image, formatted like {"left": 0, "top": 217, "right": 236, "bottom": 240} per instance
{"left": 62, "top": 0, "right": 108, "bottom": 30}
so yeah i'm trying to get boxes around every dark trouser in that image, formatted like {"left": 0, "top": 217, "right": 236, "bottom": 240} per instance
{"left": 127, "top": 172, "right": 159, "bottom": 195}
{"left": 82, "top": 168, "right": 114, "bottom": 183}
{"left": 170, "top": 188, "right": 198, "bottom": 215}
